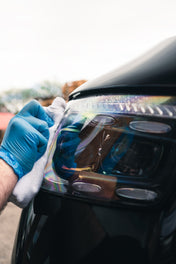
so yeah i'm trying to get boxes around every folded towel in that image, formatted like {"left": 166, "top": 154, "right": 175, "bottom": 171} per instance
{"left": 9, "top": 97, "right": 66, "bottom": 208}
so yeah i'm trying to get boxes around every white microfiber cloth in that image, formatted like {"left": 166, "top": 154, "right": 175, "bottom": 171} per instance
{"left": 9, "top": 97, "right": 66, "bottom": 208}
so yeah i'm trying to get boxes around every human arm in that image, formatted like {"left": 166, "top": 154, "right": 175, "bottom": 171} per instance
{"left": 0, "top": 159, "right": 17, "bottom": 211}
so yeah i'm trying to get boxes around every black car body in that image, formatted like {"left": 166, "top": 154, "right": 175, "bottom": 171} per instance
{"left": 11, "top": 37, "right": 176, "bottom": 264}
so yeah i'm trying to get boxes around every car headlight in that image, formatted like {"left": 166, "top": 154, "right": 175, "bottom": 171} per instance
{"left": 42, "top": 94, "right": 176, "bottom": 208}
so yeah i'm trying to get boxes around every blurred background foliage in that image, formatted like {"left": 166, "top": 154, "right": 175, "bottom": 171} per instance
{"left": 62, "top": 79, "right": 87, "bottom": 101}
{"left": 0, "top": 79, "right": 87, "bottom": 142}
{"left": 0, "top": 79, "right": 87, "bottom": 114}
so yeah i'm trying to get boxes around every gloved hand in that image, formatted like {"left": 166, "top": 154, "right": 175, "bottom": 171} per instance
{"left": 0, "top": 100, "right": 54, "bottom": 179}
{"left": 9, "top": 97, "right": 66, "bottom": 208}
{"left": 53, "top": 118, "right": 85, "bottom": 179}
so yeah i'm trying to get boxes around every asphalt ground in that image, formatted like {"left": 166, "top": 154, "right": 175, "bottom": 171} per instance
{"left": 0, "top": 203, "right": 22, "bottom": 264}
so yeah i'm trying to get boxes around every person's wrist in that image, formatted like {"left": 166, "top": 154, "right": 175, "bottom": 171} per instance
{"left": 0, "top": 158, "right": 18, "bottom": 210}
{"left": 0, "top": 158, "right": 17, "bottom": 176}
{"left": 0, "top": 148, "right": 24, "bottom": 179}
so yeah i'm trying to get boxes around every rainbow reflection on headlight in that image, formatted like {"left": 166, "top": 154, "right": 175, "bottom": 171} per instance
{"left": 42, "top": 94, "right": 176, "bottom": 207}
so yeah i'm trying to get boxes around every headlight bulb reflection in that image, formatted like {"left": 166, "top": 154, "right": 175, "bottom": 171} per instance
{"left": 116, "top": 187, "right": 158, "bottom": 201}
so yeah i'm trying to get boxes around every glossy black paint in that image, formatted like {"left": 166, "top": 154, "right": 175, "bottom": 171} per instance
{"left": 69, "top": 36, "right": 176, "bottom": 99}
{"left": 11, "top": 37, "right": 176, "bottom": 264}
{"left": 11, "top": 189, "right": 176, "bottom": 264}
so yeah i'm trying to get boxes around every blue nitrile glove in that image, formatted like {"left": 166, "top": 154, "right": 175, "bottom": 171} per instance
{"left": 53, "top": 119, "right": 85, "bottom": 179}
{"left": 0, "top": 100, "right": 54, "bottom": 179}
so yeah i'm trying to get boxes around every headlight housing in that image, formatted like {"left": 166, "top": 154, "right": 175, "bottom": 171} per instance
{"left": 42, "top": 94, "right": 176, "bottom": 208}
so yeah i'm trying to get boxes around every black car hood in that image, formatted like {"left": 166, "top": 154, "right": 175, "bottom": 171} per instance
{"left": 69, "top": 36, "right": 176, "bottom": 99}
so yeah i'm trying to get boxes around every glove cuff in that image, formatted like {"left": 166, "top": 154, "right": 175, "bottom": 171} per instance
{"left": 0, "top": 149, "right": 24, "bottom": 179}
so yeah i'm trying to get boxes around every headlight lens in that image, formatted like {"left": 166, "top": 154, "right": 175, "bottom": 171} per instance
{"left": 42, "top": 94, "right": 176, "bottom": 207}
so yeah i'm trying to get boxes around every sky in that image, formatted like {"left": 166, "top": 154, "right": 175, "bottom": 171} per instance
{"left": 0, "top": 0, "right": 176, "bottom": 91}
